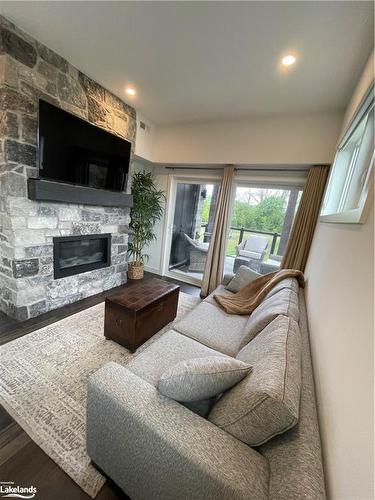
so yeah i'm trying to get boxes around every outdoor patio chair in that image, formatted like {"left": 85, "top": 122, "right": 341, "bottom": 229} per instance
{"left": 234, "top": 235, "right": 269, "bottom": 272}
{"left": 183, "top": 233, "right": 209, "bottom": 273}
{"left": 261, "top": 254, "right": 282, "bottom": 274}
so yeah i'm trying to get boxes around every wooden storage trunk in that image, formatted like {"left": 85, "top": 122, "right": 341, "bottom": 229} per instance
{"left": 104, "top": 278, "right": 180, "bottom": 352}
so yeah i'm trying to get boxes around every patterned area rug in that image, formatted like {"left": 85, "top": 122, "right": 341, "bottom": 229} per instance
{"left": 0, "top": 292, "right": 199, "bottom": 498}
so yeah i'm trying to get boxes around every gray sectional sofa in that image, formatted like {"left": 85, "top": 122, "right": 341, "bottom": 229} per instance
{"left": 86, "top": 270, "right": 326, "bottom": 500}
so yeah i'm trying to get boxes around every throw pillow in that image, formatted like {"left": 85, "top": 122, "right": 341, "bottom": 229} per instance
{"left": 182, "top": 398, "right": 217, "bottom": 418}
{"left": 158, "top": 356, "right": 252, "bottom": 402}
{"left": 226, "top": 266, "right": 260, "bottom": 293}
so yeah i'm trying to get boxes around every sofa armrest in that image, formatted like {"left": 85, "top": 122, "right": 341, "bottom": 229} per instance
{"left": 87, "top": 363, "right": 269, "bottom": 500}
{"left": 222, "top": 272, "right": 235, "bottom": 285}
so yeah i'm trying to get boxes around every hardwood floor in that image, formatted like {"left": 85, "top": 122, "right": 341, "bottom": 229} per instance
{"left": 0, "top": 272, "right": 200, "bottom": 344}
{"left": 0, "top": 311, "right": 18, "bottom": 336}
{"left": 0, "top": 272, "right": 200, "bottom": 499}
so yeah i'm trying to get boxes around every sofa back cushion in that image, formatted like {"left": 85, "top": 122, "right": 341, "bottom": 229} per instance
{"left": 264, "top": 277, "right": 299, "bottom": 300}
{"left": 225, "top": 266, "right": 260, "bottom": 293}
{"left": 239, "top": 287, "right": 299, "bottom": 347}
{"left": 208, "top": 315, "right": 302, "bottom": 446}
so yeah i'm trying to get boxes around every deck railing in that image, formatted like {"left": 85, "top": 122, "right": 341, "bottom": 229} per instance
{"left": 201, "top": 224, "right": 281, "bottom": 255}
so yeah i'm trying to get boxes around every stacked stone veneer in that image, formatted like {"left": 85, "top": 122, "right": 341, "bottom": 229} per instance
{"left": 0, "top": 16, "right": 136, "bottom": 320}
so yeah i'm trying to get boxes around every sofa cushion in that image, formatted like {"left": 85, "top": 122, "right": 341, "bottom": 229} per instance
{"left": 174, "top": 301, "right": 248, "bottom": 356}
{"left": 204, "top": 284, "right": 233, "bottom": 305}
{"left": 158, "top": 356, "right": 252, "bottom": 402}
{"left": 258, "top": 291, "right": 327, "bottom": 499}
{"left": 222, "top": 273, "right": 235, "bottom": 286}
{"left": 127, "top": 329, "right": 229, "bottom": 386}
{"left": 127, "top": 329, "right": 230, "bottom": 417}
{"left": 208, "top": 315, "right": 302, "bottom": 446}
{"left": 239, "top": 287, "right": 299, "bottom": 347}
{"left": 225, "top": 266, "right": 260, "bottom": 293}
{"left": 264, "top": 277, "right": 299, "bottom": 300}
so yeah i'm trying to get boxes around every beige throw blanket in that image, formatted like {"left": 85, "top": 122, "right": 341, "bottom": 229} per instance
{"left": 214, "top": 269, "right": 305, "bottom": 315}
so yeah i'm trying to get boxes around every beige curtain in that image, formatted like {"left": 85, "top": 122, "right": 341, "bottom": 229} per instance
{"left": 281, "top": 165, "right": 330, "bottom": 272}
{"left": 200, "top": 165, "right": 235, "bottom": 298}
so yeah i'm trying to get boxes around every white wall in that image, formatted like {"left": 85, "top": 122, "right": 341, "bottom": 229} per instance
{"left": 341, "top": 50, "right": 374, "bottom": 135}
{"left": 153, "top": 111, "right": 343, "bottom": 164}
{"left": 304, "top": 52, "right": 374, "bottom": 500}
{"left": 134, "top": 110, "right": 342, "bottom": 276}
{"left": 132, "top": 160, "right": 168, "bottom": 275}
{"left": 134, "top": 113, "right": 156, "bottom": 162}
{"left": 133, "top": 114, "right": 167, "bottom": 274}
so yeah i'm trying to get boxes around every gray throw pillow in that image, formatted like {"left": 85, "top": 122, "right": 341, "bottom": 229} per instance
{"left": 182, "top": 398, "right": 217, "bottom": 417}
{"left": 158, "top": 356, "right": 252, "bottom": 402}
{"left": 225, "top": 266, "right": 260, "bottom": 293}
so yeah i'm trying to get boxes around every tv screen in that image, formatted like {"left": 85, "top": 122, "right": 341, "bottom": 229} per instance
{"left": 38, "top": 100, "right": 131, "bottom": 192}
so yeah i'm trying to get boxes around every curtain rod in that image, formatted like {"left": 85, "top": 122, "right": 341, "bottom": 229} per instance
{"left": 235, "top": 168, "right": 310, "bottom": 172}
{"left": 164, "top": 166, "right": 312, "bottom": 173}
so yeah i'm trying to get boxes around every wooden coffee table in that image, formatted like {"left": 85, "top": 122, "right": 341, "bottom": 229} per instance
{"left": 104, "top": 278, "right": 180, "bottom": 352}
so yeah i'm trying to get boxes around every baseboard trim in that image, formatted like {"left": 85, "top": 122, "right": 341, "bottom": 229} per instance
{"left": 143, "top": 265, "right": 162, "bottom": 275}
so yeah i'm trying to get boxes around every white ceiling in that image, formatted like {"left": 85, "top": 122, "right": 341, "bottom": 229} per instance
{"left": 1, "top": 1, "right": 373, "bottom": 125}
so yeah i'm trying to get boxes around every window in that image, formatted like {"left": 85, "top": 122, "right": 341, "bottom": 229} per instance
{"left": 226, "top": 185, "right": 302, "bottom": 275}
{"left": 163, "top": 171, "right": 305, "bottom": 285}
{"left": 321, "top": 83, "right": 374, "bottom": 223}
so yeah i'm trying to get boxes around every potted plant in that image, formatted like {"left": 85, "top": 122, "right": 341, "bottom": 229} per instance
{"left": 127, "top": 171, "right": 165, "bottom": 280}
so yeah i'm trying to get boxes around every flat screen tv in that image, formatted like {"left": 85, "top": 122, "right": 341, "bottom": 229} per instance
{"left": 38, "top": 100, "right": 131, "bottom": 192}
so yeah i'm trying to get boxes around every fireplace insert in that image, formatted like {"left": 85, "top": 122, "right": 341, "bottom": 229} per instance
{"left": 53, "top": 234, "right": 111, "bottom": 279}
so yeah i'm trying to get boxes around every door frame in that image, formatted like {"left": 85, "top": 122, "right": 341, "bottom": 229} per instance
{"left": 161, "top": 170, "right": 306, "bottom": 286}
{"left": 162, "top": 172, "right": 221, "bottom": 286}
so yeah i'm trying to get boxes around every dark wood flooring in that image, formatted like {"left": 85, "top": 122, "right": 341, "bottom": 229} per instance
{"left": 0, "top": 272, "right": 200, "bottom": 345}
{"left": 0, "top": 272, "right": 200, "bottom": 499}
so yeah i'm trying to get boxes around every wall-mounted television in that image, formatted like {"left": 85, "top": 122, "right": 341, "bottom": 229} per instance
{"left": 38, "top": 100, "right": 131, "bottom": 192}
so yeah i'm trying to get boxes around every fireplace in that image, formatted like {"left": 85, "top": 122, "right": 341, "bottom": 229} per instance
{"left": 53, "top": 234, "right": 111, "bottom": 279}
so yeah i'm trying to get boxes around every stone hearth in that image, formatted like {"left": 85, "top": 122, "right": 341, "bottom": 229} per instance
{"left": 0, "top": 16, "right": 136, "bottom": 320}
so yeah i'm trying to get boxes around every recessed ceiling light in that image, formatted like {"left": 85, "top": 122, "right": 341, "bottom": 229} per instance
{"left": 282, "top": 55, "right": 296, "bottom": 66}
{"left": 126, "top": 87, "right": 136, "bottom": 96}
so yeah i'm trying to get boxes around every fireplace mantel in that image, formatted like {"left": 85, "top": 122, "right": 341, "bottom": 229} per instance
{"left": 28, "top": 178, "right": 133, "bottom": 208}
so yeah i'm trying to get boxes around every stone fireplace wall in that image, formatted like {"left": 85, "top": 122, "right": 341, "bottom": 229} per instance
{"left": 0, "top": 16, "right": 136, "bottom": 320}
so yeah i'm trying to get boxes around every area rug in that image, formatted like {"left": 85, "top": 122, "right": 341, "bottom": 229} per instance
{"left": 0, "top": 292, "right": 199, "bottom": 498}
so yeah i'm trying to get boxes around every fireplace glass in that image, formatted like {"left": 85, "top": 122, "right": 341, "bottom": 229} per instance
{"left": 53, "top": 234, "right": 111, "bottom": 279}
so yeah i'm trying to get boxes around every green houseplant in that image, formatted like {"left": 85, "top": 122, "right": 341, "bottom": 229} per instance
{"left": 127, "top": 171, "right": 165, "bottom": 279}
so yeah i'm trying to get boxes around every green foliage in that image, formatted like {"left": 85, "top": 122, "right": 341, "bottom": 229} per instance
{"left": 230, "top": 195, "right": 285, "bottom": 233}
{"left": 128, "top": 171, "right": 165, "bottom": 263}
{"left": 231, "top": 201, "right": 257, "bottom": 229}
{"left": 201, "top": 196, "right": 211, "bottom": 223}
{"left": 252, "top": 196, "right": 285, "bottom": 232}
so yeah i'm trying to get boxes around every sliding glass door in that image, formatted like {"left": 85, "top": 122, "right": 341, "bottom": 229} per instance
{"left": 225, "top": 184, "right": 302, "bottom": 275}
{"left": 165, "top": 177, "right": 219, "bottom": 285}
{"left": 163, "top": 173, "right": 305, "bottom": 285}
